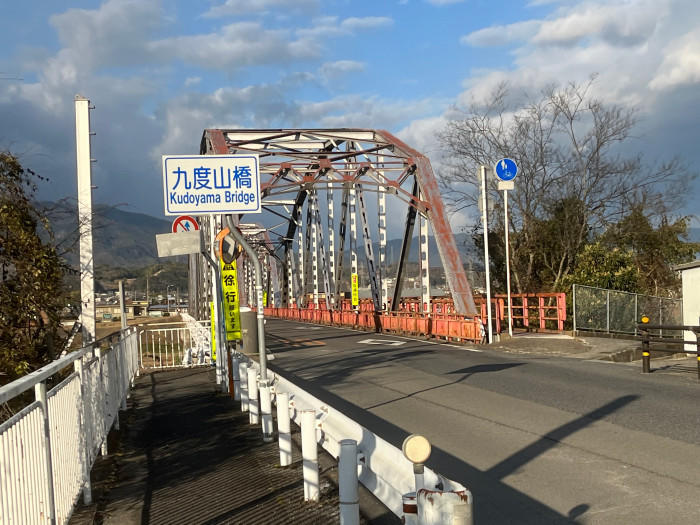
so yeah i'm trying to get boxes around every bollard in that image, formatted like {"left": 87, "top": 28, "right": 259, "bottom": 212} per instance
{"left": 277, "top": 392, "right": 292, "bottom": 466}
{"left": 417, "top": 489, "right": 473, "bottom": 525}
{"left": 239, "top": 361, "right": 249, "bottom": 413}
{"left": 259, "top": 379, "right": 274, "bottom": 442}
{"left": 339, "top": 439, "right": 359, "bottom": 525}
{"left": 248, "top": 367, "right": 259, "bottom": 424}
{"left": 402, "top": 492, "right": 418, "bottom": 525}
{"left": 301, "top": 409, "right": 320, "bottom": 501}
{"left": 641, "top": 329, "right": 651, "bottom": 373}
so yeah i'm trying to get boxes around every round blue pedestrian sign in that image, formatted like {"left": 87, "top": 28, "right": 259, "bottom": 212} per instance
{"left": 494, "top": 158, "right": 518, "bottom": 181}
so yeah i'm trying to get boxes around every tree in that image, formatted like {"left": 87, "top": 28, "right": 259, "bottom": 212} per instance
{"left": 562, "top": 242, "right": 639, "bottom": 292}
{"left": 0, "top": 152, "right": 65, "bottom": 384}
{"left": 440, "top": 76, "right": 694, "bottom": 292}
{"left": 602, "top": 205, "right": 699, "bottom": 296}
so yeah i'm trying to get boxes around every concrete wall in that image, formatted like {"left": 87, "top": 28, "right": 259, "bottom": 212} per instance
{"left": 681, "top": 266, "right": 700, "bottom": 351}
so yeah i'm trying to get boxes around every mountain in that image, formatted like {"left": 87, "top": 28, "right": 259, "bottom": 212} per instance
{"left": 42, "top": 201, "right": 173, "bottom": 269}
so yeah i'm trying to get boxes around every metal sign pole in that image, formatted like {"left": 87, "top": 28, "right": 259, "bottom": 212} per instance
{"left": 504, "top": 189, "right": 513, "bottom": 337}
{"left": 480, "top": 166, "right": 493, "bottom": 343}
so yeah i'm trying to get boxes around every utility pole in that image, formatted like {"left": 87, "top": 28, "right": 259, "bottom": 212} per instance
{"left": 75, "top": 95, "right": 95, "bottom": 344}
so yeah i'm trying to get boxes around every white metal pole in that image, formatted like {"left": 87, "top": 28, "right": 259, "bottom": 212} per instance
{"left": 504, "top": 190, "right": 513, "bottom": 337}
{"left": 480, "top": 166, "right": 493, "bottom": 343}
{"left": 301, "top": 409, "right": 320, "bottom": 501}
{"left": 35, "top": 382, "right": 56, "bottom": 525}
{"left": 339, "top": 439, "right": 359, "bottom": 525}
{"left": 259, "top": 382, "right": 273, "bottom": 442}
{"left": 239, "top": 361, "right": 249, "bottom": 413}
{"left": 75, "top": 95, "right": 95, "bottom": 344}
{"left": 247, "top": 366, "right": 259, "bottom": 424}
{"left": 276, "top": 392, "right": 292, "bottom": 466}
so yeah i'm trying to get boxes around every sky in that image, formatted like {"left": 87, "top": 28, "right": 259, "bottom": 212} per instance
{"left": 1, "top": 0, "right": 699, "bottom": 232}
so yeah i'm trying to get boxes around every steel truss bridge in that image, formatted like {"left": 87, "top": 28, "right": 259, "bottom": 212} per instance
{"left": 189, "top": 128, "right": 477, "bottom": 321}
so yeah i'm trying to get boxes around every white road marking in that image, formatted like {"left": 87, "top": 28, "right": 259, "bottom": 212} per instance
{"left": 358, "top": 338, "right": 406, "bottom": 346}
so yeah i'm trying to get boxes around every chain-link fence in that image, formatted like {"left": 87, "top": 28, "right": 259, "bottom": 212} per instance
{"left": 573, "top": 284, "right": 683, "bottom": 337}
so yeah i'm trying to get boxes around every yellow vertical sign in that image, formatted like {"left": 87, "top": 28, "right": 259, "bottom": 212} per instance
{"left": 210, "top": 301, "right": 216, "bottom": 360}
{"left": 351, "top": 273, "right": 359, "bottom": 307}
{"left": 221, "top": 259, "right": 241, "bottom": 341}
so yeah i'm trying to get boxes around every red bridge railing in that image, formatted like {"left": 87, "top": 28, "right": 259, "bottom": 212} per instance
{"left": 264, "top": 292, "right": 566, "bottom": 343}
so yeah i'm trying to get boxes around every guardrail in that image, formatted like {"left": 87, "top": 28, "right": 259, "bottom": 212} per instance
{"left": 233, "top": 354, "right": 473, "bottom": 523}
{"left": 0, "top": 327, "right": 139, "bottom": 524}
{"left": 138, "top": 319, "right": 211, "bottom": 370}
{"left": 638, "top": 323, "right": 700, "bottom": 380}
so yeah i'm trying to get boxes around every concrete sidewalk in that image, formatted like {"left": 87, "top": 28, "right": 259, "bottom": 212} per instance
{"left": 69, "top": 367, "right": 365, "bottom": 525}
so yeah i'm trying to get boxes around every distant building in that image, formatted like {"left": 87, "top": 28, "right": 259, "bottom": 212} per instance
{"left": 95, "top": 300, "right": 147, "bottom": 322}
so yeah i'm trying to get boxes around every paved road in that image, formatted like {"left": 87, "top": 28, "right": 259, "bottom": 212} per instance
{"left": 264, "top": 319, "right": 700, "bottom": 524}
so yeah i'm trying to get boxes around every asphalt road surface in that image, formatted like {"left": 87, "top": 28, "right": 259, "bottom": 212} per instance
{"left": 263, "top": 319, "right": 700, "bottom": 524}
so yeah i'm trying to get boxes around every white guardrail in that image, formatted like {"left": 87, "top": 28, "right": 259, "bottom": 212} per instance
{"left": 241, "top": 356, "right": 473, "bottom": 523}
{"left": 0, "top": 327, "right": 139, "bottom": 525}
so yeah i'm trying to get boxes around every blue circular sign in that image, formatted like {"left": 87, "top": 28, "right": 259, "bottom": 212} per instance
{"left": 494, "top": 158, "right": 518, "bottom": 181}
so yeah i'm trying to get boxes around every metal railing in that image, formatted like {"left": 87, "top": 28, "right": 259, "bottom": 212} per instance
{"left": 573, "top": 284, "right": 682, "bottom": 336}
{"left": 138, "top": 318, "right": 211, "bottom": 370}
{"left": 233, "top": 355, "right": 472, "bottom": 522}
{"left": 0, "top": 327, "right": 139, "bottom": 524}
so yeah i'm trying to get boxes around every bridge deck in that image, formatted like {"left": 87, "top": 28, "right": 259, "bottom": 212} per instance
{"left": 69, "top": 367, "right": 344, "bottom": 525}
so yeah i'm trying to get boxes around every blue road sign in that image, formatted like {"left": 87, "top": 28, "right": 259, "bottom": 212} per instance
{"left": 495, "top": 158, "right": 518, "bottom": 181}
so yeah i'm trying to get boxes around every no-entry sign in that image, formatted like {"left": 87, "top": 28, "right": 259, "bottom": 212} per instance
{"left": 172, "top": 215, "right": 200, "bottom": 233}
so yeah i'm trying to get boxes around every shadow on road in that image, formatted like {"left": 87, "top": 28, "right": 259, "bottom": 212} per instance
{"left": 271, "top": 363, "right": 638, "bottom": 524}
{"left": 365, "top": 362, "right": 525, "bottom": 410}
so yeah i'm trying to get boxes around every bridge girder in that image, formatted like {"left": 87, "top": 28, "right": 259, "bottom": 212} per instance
{"left": 200, "top": 128, "right": 477, "bottom": 316}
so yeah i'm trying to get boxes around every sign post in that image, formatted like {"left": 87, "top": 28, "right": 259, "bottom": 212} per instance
{"left": 162, "top": 155, "right": 261, "bottom": 389}
{"left": 495, "top": 158, "right": 518, "bottom": 337}
{"left": 479, "top": 166, "right": 493, "bottom": 343}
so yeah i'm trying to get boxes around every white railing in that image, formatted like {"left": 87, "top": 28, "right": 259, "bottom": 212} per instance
{"left": 239, "top": 356, "right": 472, "bottom": 521}
{"left": 139, "top": 317, "right": 211, "bottom": 370}
{"left": 0, "top": 327, "right": 139, "bottom": 525}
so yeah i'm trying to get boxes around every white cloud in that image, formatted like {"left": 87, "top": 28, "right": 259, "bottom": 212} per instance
{"left": 149, "top": 22, "right": 318, "bottom": 70}
{"left": 531, "top": 1, "right": 661, "bottom": 47}
{"left": 319, "top": 60, "right": 365, "bottom": 84}
{"left": 203, "top": 0, "right": 319, "bottom": 17}
{"left": 184, "top": 77, "right": 201, "bottom": 87}
{"left": 462, "top": 20, "right": 541, "bottom": 47}
{"left": 297, "top": 16, "right": 393, "bottom": 39}
{"left": 650, "top": 29, "right": 700, "bottom": 90}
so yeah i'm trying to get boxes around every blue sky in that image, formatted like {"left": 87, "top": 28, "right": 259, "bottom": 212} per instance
{"left": 1, "top": 0, "right": 699, "bottom": 231}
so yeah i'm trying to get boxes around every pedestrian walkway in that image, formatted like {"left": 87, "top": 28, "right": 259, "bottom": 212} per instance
{"left": 69, "top": 367, "right": 345, "bottom": 525}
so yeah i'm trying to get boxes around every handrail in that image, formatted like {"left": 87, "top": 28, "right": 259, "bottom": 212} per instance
{"left": 0, "top": 347, "right": 90, "bottom": 405}
{"left": 0, "top": 326, "right": 141, "bottom": 524}
{"left": 244, "top": 356, "right": 469, "bottom": 517}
